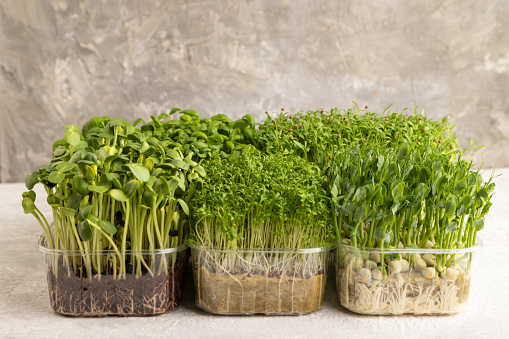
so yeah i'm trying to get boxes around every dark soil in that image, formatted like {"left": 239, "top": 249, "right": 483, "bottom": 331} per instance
{"left": 45, "top": 251, "right": 188, "bottom": 316}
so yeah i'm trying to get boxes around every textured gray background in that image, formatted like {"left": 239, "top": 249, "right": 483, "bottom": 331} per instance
{"left": 1, "top": 0, "right": 509, "bottom": 183}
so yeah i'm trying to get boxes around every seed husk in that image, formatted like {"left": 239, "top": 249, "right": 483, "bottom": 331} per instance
{"left": 359, "top": 268, "right": 372, "bottom": 282}
{"left": 372, "top": 267, "right": 383, "bottom": 281}
{"left": 414, "top": 258, "right": 427, "bottom": 270}
{"left": 421, "top": 267, "right": 436, "bottom": 279}
{"left": 389, "top": 260, "right": 402, "bottom": 274}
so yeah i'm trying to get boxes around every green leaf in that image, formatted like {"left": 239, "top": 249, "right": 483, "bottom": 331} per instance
{"left": 98, "top": 133, "right": 114, "bottom": 140}
{"left": 139, "top": 141, "right": 150, "bottom": 154}
{"left": 153, "top": 178, "right": 165, "bottom": 195}
{"left": 293, "top": 140, "right": 305, "bottom": 150}
{"left": 56, "top": 162, "right": 75, "bottom": 173}
{"left": 445, "top": 221, "right": 458, "bottom": 234}
{"left": 376, "top": 155, "right": 385, "bottom": 171}
{"left": 211, "top": 114, "right": 232, "bottom": 123}
{"left": 65, "top": 195, "right": 81, "bottom": 210}
{"left": 419, "top": 168, "right": 429, "bottom": 183}
{"left": 87, "top": 214, "right": 100, "bottom": 224}
{"left": 397, "top": 142, "right": 408, "bottom": 160}
{"left": 65, "top": 130, "right": 81, "bottom": 147}
{"left": 373, "top": 227, "right": 391, "bottom": 243}
{"left": 22, "top": 190, "right": 36, "bottom": 201}
{"left": 52, "top": 139, "right": 66, "bottom": 151}
{"left": 473, "top": 219, "right": 484, "bottom": 231}
{"left": 402, "top": 165, "right": 414, "bottom": 179}
{"left": 83, "top": 152, "right": 98, "bottom": 165}
{"left": 48, "top": 171, "right": 65, "bottom": 184}
{"left": 391, "top": 182, "right": 404, "bottom": 203}
{"left": 188, "top": 172, "right": 199, "bottom": 182}
{"left": 158, "top": 113, "right": 169, "bottom": 120}
{"left": 445, "top": 198, "right": 457, "bottom": 218}
{"left": 331, "top": 184, "right": 338, "bottom": 199}
{"left": 177, "top": 199, "right": 189, "bottom": 215}
{"left": 181, "top": 109, "right": 199, "bottom": 117}
{"left": 478, "top": 187, "right": 488, "bottom": 201}
{"left": 143, "top": 191, "right": 156, "bottom": 207}
{"left": 354, "top": 204, "right": 367, "bottom": 222}
{"left": 74, "top": 140, "right": 88, "bottom": 152}
{"left": 242, "top": 114, "right": 255, "bottom": 127}
{"left": 192, "top": 141, "right": 208, "bottom": 149}
{"left": 73, "top": 175, "right": 90, "bottom": 196}
{"left": 453, "top": 180, "right": 467, "bottom": 194}
{"left": 233, "top": 119, "right": 248, "bottom": 129}
{"left": 456, "top": 205, "right": 466, "bottom": 216}
{"left": 167, "top": 149, "right": 182, "bottom": 160}
{"left": 172, "top": 159, "right": 190, "bottom": 170}
{"left": 25, "top": 171, "right": 40, "bottom": 190}
{"left": 22, "top": 197, "right": 35, "bottom": 214}
{"left": 65, "top": 124, "right": 80, "bottom": 132}
{"left": 88, "top": 185, "right": 109, "bottom": 193}
{"left": 353, "top": 187, "right": 366, "bottom": 203}
{"left": 459, "top": 195, "right": 471, "bottom": 208}
{"left": 191, "top": 131, "right": 208, "bottom": 140}
{"left": 194, "top": 166, "right": 206, "bottom": 177}
{"left": 436, "top": 175, "right": 447, "bottom": 195}
{"left": 167, "top": 179, "right": 179, "bottom": 192}
{"left": 169, "top": 108, "right": 181, "bottom": 115}
{"left": 98, "top": 220, "right": 117, "bottom": 235}
{"left": 126, "top": 164, "right": 150, "bottom": 182}
{"left": 82, "top": 165, "right": 96, "bottom": 182}
{"left": 123, "top": 179, "right": 139, "bottom": 198}
{"left": 133, "top": 118, "right": 145, "bottom": 126}
{"left": 59, "top": 207, "right": 77, "bottom": 216}
{"left": 110, "top": 189, "right": 129, "bottom": 202}
{"left": 78, "top": 220, "right": 92, "bottom": 241}
{"left": 77, "top": 205, "right": 93, "bottom": 222}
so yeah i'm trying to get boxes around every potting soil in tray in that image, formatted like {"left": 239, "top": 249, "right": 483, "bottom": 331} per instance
{"left": 193, "top": 267, "right": 327, "bottom": 315}
{"left": 45, "top": 255, "right": 188, "bottom": 316}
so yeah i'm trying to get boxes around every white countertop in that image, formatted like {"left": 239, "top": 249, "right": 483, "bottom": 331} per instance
{"left": 1, "top": 169, "right": 508, "bottom": 339}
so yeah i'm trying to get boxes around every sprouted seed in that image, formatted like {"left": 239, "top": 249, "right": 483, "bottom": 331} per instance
{"left": 421, "top": 267, "right": 436, "bottom": 279}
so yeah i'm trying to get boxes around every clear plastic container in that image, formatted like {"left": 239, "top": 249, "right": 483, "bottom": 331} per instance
{"left": 190, "top": 244, "right": 330, "bottom": 315}
{"left": 334, "top": 240, "right": 482, "bottom": 315}
{"left": 39, "top": 236, "right": 189, "bottom": 316}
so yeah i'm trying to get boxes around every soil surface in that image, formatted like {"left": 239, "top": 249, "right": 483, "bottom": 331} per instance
{"left": 194, "top": 266, "right": 327, "bottom": 315}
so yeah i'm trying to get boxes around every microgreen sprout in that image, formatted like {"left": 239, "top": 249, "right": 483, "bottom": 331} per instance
{"left": 23, "top": 114, "right": 206, "bottom": 279}
{"left": 189, "top": 149, "right": 331, "bottom": 274}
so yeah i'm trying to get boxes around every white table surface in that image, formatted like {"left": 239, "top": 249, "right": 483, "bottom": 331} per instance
{"left": 1, "top": 169, "right": 508, "bottom": 339}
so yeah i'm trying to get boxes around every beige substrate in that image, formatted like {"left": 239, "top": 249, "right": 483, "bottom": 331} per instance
{"left": 337, "top": 262, "right": 471, "bottom": 315}
{"left": 194, "top": 267, "right": 326, "bottom": 315}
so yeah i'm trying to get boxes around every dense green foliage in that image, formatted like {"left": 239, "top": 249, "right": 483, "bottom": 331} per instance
{"left": 190, "top": 150, "right": 332, "bottom": 249}
{"left": 257, "top": 105, "right": 458, "bottom": 167}
{"left": 22, "top": 115, "right": 201, "bottom": 278}
{"left": 23, "top": 104, "right": 495, "bottom": 265}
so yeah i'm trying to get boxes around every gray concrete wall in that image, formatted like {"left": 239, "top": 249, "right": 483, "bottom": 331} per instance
{"left": 1, "top": 0, "right": 508, "bottom": 183}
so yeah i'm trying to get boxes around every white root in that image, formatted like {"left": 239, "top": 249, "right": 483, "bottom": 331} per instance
{"left": 337, "top": 254, "right": 471, "bottom": 315}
